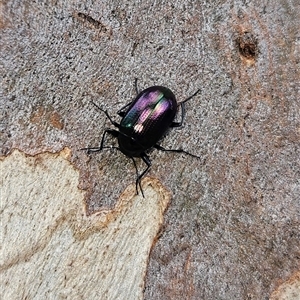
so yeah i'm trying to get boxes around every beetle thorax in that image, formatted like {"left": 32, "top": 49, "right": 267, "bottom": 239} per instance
{"left": 118, "top": 134, "right": 145, "bottom": 157}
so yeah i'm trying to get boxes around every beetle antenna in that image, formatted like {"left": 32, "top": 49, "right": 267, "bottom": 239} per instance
{"left": 91, "top": 101, "right": 120, "bottom": 128}
{"left": 180, "top": 88, "right": 201, "bottom": 104}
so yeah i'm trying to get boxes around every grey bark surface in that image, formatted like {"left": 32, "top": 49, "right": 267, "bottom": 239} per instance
{"left": 1, "top": 0, "right": 299, "bottom": 299}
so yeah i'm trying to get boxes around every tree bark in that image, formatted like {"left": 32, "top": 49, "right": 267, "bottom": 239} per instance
{"left": 1, "top": 0, "right": 299, "bottom": 299}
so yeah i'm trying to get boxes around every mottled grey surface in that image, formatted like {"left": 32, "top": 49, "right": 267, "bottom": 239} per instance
{"left": 1, "top": 0, "right": 299, "bottom": 299}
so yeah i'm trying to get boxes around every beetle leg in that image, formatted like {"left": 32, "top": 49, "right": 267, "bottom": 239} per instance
{"left": 130, "top": 157, "right": 141, "bottom": 195}
{"left": 181, "top": 88, "right": 201, "bottom": 103}
{"left": 154, "top": 144, "right": 200, "bottom": 159}
{"left": 117, "top": 102, "right": 132, "bottom": 117}
{"left": 117, "top": 78, "right": 140, "bottom": 117}
{"left": 134, "top": 78, "right": 139, "bottom": 94}
{"left": 81, "top": 129, "right": 119, "bottom": 154}
{"left": 171, "top": 102, "right": 186, "bottom": 128}
{"left": 91, "top": 101, "right": 120, "bottom": 128}
{"left": 171, "top": 89, "right": 201, "bottom": 127}
{"left": 132, "top": 154, "right": 151, "bottom": 197}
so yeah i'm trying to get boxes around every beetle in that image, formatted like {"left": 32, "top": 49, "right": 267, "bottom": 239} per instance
{"left": 82, "top": 80, "right": 200, "bottom": 196}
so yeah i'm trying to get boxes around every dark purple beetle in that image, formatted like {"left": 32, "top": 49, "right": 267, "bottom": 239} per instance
{"left": 82, "top": 81, "right": 200, "bottom": 196}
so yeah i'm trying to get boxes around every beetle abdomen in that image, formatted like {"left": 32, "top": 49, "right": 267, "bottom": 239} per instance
{"left": 119, "top": 86, "right": 177, "bottom": 155}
